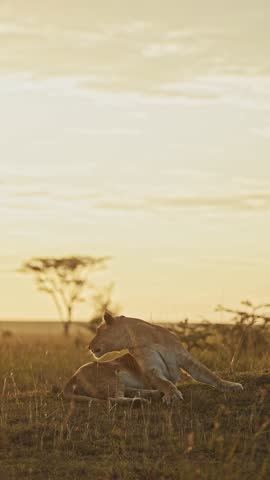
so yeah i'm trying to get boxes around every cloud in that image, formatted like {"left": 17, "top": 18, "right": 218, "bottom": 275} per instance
{"left": 94, "top": 193, "right": 270, "bottom": 213}
{"left": 161, "top": 168, "right": 218, "bottom": 179}
{"left": 142, "top": 42, "right": 203, "bottom": 58}
{"left": 111, "top": 21, "right": 151, "bottom": 35}
{"left": 0, "top": 175, "right": 101, "bottom": 208}
{"left": 159, "top": 75, "right": 270, "bottom": 109}
{"left": 0, "top": 1, "right": 269, "bottom": 98}
{"left": 95, "top": 200, "right": 144, "bottom": 211}
{"left": 146, "top": 194, "right": 270, "bottom": 211}
{"left": 253, "top": 126, "right": 270, "bottom": 138}
{"left": 233, "top": 176, "right": 270, "bottom": 189}
{"left": 0, "top": 37, "right": 269, "bottom": 112}
{"left": 166, "top": 27, "right": 225, "bottom": 40}
{"left": 153, "top": 254, "right": 269, "bottom": 268}
{"left": 69, "top": 127, "right": 142, "bottom": 136}
{"left": 0, "top": 22, "right": 106, "bottom": 44}
{"left": 14, "top": 190, "right": 50, "bottom": 198}
{"left": 0, "top": 23, "right": 45, "bottom": 37}
{"left": 6, "top": 72, "right": 264, "bottom": 112}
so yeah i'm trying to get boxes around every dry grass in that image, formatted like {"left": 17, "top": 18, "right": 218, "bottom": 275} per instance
{"left": 0, "top": 326, "right": 269, "bottom": 480}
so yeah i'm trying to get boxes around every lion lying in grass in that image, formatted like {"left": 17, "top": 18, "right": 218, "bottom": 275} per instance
{"left": 88, "top": 312, "right": 243, "bottom": 405}
{"left": 62, "top": 352, "right": 162, "bottom": 404}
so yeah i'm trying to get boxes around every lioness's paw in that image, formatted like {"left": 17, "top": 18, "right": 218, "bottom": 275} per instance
{"left": 131, "top": 397, "right": 149, "bottom": 407}
{"left": 162, "top": 388, "right": 183, "bottom": 405}
{"left": 229, "top": 382, "right": 243, "bottom": 391}
{"left": 219, "top": 381, "right": 243, "bottom": 392}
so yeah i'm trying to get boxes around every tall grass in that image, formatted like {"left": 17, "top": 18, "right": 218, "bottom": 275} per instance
{"left": 0, "top": 325, "right": 269, "bottom": 480}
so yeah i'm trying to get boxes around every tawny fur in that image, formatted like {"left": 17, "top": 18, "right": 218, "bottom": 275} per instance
{"left": 88, "top": 312, "right": 243, "bottom": 405}
{"left": 62, "top": 353, "right": 162, "bottom": 404}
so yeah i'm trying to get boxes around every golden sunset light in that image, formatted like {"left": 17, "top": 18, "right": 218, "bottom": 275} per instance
{"left": 1, "top": 0, "right": 270, "bottom": 321}
{"left": 1, "top": 3, "right": 270, "bottom": 479}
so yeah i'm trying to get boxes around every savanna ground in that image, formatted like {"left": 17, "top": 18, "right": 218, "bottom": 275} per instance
{"left": 0, "top": 321, "right": 269, "bottom": 480}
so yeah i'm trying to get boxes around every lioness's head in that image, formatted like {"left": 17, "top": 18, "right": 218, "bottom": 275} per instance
{"left": 88, "top": 311, "right": 130, "bottom": 358}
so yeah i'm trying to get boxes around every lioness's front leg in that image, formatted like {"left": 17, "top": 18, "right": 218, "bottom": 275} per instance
{"left": 148, "top": 368, "right": 183, "bottom": 405}
{"left": 132, "top": 349, "right": 184, "bottom": 405}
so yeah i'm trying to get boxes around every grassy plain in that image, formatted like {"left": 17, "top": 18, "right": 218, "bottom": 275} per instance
{"left": 0, "top": 322, "right": 269, "bottom": 480}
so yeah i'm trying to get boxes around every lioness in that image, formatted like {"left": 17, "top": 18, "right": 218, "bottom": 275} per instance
{"left": 62, "top": 353, "right": 162, "bottom": 404}
{"left": 89, "top": 312, "right": 243, "bottom": 404}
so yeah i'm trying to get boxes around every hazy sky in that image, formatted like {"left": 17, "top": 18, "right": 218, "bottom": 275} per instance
{"left": 1, "top": 1, "right": 270, "bottom": 321}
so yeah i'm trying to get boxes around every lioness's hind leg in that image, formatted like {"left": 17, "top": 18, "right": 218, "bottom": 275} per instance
{"left": 61, "top": 383, "right": 149, "bottom": 405}
{"left": 61, "top": 392, "right": 148, "bottom": 405}
{"left": 180, "top": 351, "right": 243, "bottom": 392}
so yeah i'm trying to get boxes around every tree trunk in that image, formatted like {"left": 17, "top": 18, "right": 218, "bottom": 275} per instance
{"left": 63, "top": 305, "right": 72, "bottom": 336}
{"left": 63, "top": 322, "right": 70, "bottom": 336}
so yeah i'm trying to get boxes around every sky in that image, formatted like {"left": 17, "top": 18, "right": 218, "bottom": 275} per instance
{"left": 0, "top": 0, "right": 270, "bottom": 321}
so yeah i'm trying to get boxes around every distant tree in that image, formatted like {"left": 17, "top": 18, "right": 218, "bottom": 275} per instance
{"left": 216, "top": 300, "right": 270, "bottom": 327}
{"left": 20, "top": 255, "right": 111, "bottom": 336}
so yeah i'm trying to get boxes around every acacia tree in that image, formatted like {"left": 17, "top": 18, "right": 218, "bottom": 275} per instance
{"left": 20, "top": 255, "right": 110, "bottom": 335}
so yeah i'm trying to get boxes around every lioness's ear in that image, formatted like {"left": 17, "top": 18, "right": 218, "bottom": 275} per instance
{"left": 103, "top": 311, "right": 114, "bottom": 325}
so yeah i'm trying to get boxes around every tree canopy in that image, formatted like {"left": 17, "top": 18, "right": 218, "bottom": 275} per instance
{"left": 20, "top": 255, "right": 111, "bottom": 335}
